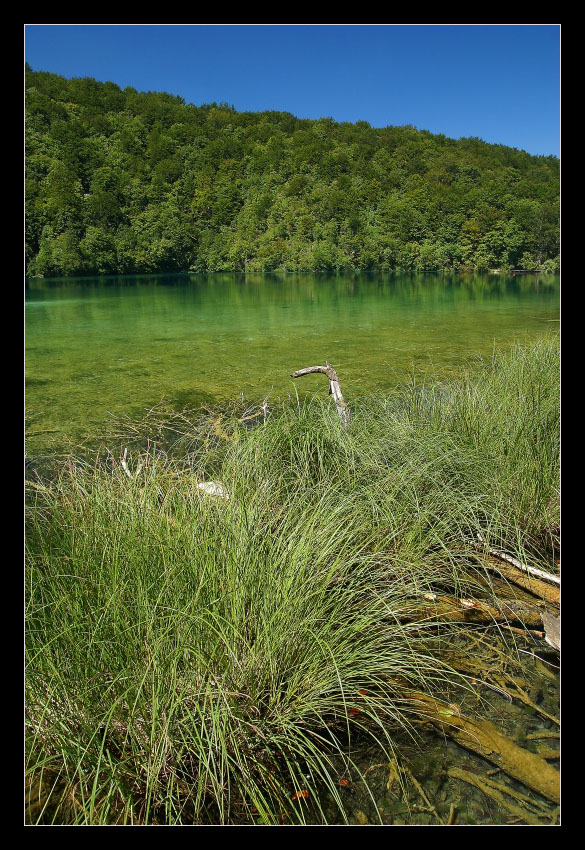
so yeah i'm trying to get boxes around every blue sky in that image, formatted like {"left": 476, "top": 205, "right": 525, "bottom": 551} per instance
{"left": 25, "top": 24, "right": 560, "bottom": 156}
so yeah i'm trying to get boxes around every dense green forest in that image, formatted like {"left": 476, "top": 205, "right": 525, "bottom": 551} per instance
{"left": 25, "top": 65, "right": 560, "bottom": 277}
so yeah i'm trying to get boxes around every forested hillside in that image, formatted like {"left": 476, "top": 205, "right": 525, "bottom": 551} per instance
{"left": 25, "top": 65, "right": 560, "bottom": 277}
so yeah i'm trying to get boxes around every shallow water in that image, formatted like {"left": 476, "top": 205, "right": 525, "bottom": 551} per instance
{"left": 25, "top": 272, "right": 559, "bottom": 452}
{"left": 316, "top": 639, "right": 560, "bottom": 826}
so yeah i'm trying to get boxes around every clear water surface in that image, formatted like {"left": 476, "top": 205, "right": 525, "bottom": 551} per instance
{"left": 25, "top": 272, "right": 560, "bottom": 452}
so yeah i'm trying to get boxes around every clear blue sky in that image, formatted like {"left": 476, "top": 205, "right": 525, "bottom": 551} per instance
{"left": 25, "top": 24, "right": 560, "bottom": 156}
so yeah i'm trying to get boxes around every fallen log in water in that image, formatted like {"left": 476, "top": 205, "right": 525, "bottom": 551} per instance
{"left": 447, "top": 767, "right": 552, "bottom": 824}
{"left": 475, "top": 555, "right": 560, "bottom": 606}
{"left": 402, "top": 595, "right": 546, "bottom": 630}
{"left": 405, "top": 691, "right": 560, "bottom": 804}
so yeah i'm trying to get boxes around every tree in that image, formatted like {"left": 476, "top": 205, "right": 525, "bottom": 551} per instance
{"left": 25, "top": 67, "right": 560, "bottom": 276}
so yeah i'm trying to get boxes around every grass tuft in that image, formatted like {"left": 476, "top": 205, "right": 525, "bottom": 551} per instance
{"left": 25, "top": 337, "right": 559, "bottom": 824}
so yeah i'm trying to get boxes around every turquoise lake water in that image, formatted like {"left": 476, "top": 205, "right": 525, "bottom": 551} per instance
{"left": 25, "top": 272, "right": 559, "bottom": 452}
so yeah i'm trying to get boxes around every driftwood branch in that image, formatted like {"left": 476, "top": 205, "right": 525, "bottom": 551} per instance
{"left": 290, "top": 362, "right": 350, "bottom": 424}
{"left": 120, "top": 447, "right": 143, "bottom": 480}
{"left": 447, "top": 768, "right": 551, "bottom": 824}
{"left": 120, "top": 448, "right": 133, "bottom": 480}
{"left": 474, "top": 534, "right": 560, "bottom": 587}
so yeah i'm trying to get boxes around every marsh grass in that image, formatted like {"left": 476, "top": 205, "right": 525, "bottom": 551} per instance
{"left": 25, "top": 338, "right": 559, "bottom": 824}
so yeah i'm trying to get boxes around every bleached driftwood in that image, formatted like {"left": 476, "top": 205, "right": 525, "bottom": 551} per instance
{"left": 290, "top": 362, "right": 350, "bottom": 425}
{"left": 474, "top": 534, "right": 560, "bottom": 587}
{"left": 120, "top": 447, "right": 143, "bottom": 480}
{"left": 120, "top": 448, "right": 132, "bottom": 480}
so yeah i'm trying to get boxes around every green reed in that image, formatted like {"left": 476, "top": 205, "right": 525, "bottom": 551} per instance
{"left": 25, "top": 337, "right": 559, "bottom": 824}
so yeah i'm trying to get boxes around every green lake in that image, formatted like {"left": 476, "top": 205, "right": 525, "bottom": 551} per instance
{"left": 25, "top": 272, "right": 559, "bottom": 453}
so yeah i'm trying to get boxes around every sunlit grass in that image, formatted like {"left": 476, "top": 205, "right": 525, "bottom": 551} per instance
{"left": 25, "top": 337, "right": 559, "bottom": 824}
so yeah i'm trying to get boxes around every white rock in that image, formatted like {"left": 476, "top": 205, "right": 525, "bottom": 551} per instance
{"left": 197, "top": 481, "right": 229, "bottom": 499}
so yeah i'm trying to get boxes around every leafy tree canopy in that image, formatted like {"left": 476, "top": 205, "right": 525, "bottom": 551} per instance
{"left": 26, "top": 65, "right": 559, "bottom": 276}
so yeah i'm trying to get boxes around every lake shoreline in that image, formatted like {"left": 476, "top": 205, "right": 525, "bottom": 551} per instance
{"left": 26, "top": 267, "right": 559, "bottom": 283}
{"left": 25, "top": 272, "right": 559, "bottom": 455}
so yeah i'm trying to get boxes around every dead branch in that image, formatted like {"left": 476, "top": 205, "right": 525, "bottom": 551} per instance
{"left": 120, "top": 447, "right": 135, "bottom": 480}
{"left": 447, "top": 768, "right": 550, "bottom": 824}
{"left": 475, "top": 555, "right": 560, "bottom": 606}
{"left": 474, "top": 534, "right": 560, "bottom": 587}
{"left": 402, "top": 764, "right": 444, "bottom": 824}
{"left": 290, "top": 362, "right": 350, "bottom": 425}
{"left": 489, "top": 674, "right": 559, "bottom": 726}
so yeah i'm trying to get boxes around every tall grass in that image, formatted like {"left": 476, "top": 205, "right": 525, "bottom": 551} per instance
{"left": 25, "top": 337, "right": 559, "bottom": 824}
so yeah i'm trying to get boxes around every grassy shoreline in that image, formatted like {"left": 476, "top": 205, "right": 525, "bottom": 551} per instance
{"left": 25, "top": 338, "right": 559, "bottom": 824}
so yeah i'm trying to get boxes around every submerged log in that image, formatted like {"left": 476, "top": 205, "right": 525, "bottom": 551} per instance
{"left": 447, "top": 768, "right": 550, "bottom": 824}
{"left": 406, "top": 692, "right": 560, "bottom": 803}
{"left": 290, "top": 362, "right": 350, "bottom": 425}
{"left": 402, "top": 595, "right": 546, "bottom": 629}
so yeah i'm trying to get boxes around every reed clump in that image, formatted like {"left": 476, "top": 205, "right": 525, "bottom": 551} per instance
{"left": 25, "top": 338, "right": 559, "bottom": 824}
